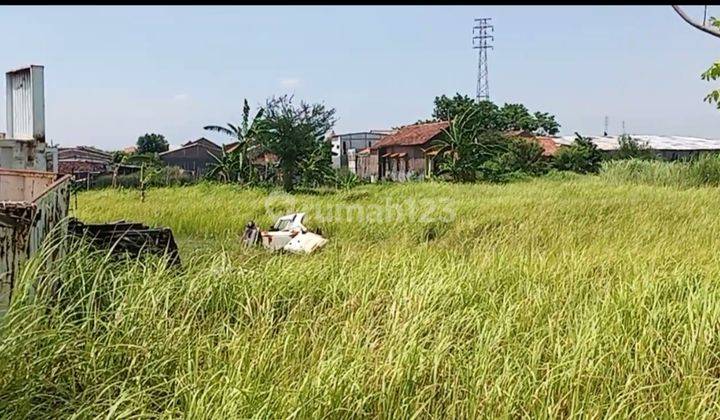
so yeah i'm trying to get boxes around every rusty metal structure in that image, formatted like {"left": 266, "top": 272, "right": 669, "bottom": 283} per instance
{"left": 68, "top": 219, "right": 181, "bottom": 267}
{"left": 0, "top": 168, "right": 71, "bottom": 311}
{"left": 3, "top": 65, "right": 58, "bottom": 172}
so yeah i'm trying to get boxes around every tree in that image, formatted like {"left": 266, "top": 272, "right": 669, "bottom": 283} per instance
{"left": 136, "top": 133, "right": 169, "bottom": 154}
{"left": 429, "top": 94, "right": 560, "bottom": 135}
{"left": 432, "top": 93, "right": 477, "bottom": 121}
{"left": 259, "top": 95, "right": 336, "bottom": 192}
{"left": 671, "top": 7, "right": 720, "bottom": 109}
{"left": 533, "top": 112, "right": 560, "bottom": 135}
{"left": 204, "top": 99, "right": 265, "bottom": 183}
{"left": 499, "top": 103, "right": 539, "bottom": 132}
{"left": 554, "top": 133, "right": 604, "bottom": 174}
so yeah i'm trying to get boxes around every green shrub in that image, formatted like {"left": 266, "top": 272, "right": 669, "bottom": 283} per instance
{"left": 614, "top": 134, "right": 658, "bottom": 160}
{"left": 554, "top": 134, "right": 604, "bottom": 174}
{"left": 494, "top": 137, "right": 549, "bottom": 176}
{"left": 334, "top": 168, "right": 362, "bottom": 190}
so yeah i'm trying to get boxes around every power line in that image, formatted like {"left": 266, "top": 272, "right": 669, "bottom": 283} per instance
{"left": 473, "top": 18, "right": 494, "bottom": 102}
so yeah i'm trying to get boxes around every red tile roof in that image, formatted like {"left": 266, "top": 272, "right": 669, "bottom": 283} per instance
{"left": 371, "top": 121, "right": 449, "bottom": 150}
{"left": 535, "top": 137, "right": 560, "bottom": 156}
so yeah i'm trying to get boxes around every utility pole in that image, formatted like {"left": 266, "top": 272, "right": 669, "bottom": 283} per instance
{"left": 473, "top": 18, "right": 494, "bottom": 102}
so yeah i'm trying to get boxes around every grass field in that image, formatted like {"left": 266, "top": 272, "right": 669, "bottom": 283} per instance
{"left": 3, "top": 176, "right": 720, "bottom": 417}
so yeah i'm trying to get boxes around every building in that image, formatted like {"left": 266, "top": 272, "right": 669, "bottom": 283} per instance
{"left": 356, "top": 123, "right": 564, "bottom": 181}
{"left": 58, "top": 146, "right": 113, "bottom": 175}
{"left": 331, "top": 131, "right": 393, "bottom": 172}
{"left": 358, "top": 121, "right": 449, "bottom": 182}
{"left": 159, "top": 137, "right": 222, "bottom": 177}
{"left": 556, "top": 135, "right": 720, "bottom": 160}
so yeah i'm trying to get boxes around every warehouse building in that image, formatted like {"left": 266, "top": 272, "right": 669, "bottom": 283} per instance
{"left": 556, "top": 135, "right": 720, "bottom": 160}
{"left": 331, "top": 131, "right": 393, "bottom": 172}
{"left": 159, "top": 138, "right": 221, "bottom": 177}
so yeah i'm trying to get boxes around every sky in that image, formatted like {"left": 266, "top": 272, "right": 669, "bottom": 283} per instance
{"left": 1, "top": 5, "right": 718, "bottom": 150}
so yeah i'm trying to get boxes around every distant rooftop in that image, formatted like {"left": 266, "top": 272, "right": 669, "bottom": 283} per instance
{"left": 556, "top": 135, "right": 720, "bottom": 151}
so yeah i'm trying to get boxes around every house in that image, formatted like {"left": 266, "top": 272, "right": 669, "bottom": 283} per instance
{"left": 159, "top": 137, "right": 221, "bottom": 176}
{"left": 358, "top": 121, "right": 450, "bottom": 182}
{"left": 356, "top": 123, "right": 565, "bottom": 181}
{"left": 57, "top": 146, "right": 113, "bottom": 175}
{"left": 556, "top": 134, "right": 720, "bottom": 160}
{"left": 330, "top": 131, "right": 393, "bottom": 172}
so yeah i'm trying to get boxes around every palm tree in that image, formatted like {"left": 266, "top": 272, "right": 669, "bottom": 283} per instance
{"left": 204, "top": 99, "right": 265, "bottom": 183}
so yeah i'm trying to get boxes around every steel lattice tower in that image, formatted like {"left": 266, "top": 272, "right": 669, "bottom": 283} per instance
{"left": 473, "top": 18, "right": 494, "bottom": 102}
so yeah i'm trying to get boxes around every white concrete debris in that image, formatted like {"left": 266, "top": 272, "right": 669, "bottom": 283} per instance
{"left": 242, "top": 213, "right": 328, "bottom": 255}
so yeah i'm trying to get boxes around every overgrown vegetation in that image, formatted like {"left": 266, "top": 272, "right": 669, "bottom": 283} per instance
{"left": 601, "top": 153, "right": 720, "bottom": 187}
{"left": 615, "top": 134, "right": 657, "bottom": 160}
{"left": 4, "top": 180, "right": 720, "bottom": 416}
{"left": 258, "top": 95, "right": 336, "bottom": 192}
{"left": 204, "top": 99, "right": 266, "bottom": 184}
{"left": 430, "top": 103, "right": 553, "bottom": 183}
{"left": 203, "top": 95, "right": 336, "bottom": 192}
{"left": 92, "top": 166, "right": 197, "bottom": 189}
{"left": 553, "top": 133, "right": 604, "bottom": 174}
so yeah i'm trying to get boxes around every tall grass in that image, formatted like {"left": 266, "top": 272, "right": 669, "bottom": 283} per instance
{"left": 3, "top": 179, "right": 720, "bottom": 416}
{"left": 601, "top": 154, "right": 720, "bottom": 188}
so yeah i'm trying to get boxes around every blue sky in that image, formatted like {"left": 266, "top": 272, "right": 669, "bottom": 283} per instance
{"left": 1, "top": 6, "right": 718, "bottom": 150}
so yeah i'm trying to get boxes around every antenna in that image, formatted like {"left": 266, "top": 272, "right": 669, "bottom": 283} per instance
{"left": 604, "top": 116, "right": 609, "bottom": 136}
{"left": 473, "top": 18, "right": 494, "bottom": 102}
{"left": 622, "top": 120, "right": 626, "bottom": 135}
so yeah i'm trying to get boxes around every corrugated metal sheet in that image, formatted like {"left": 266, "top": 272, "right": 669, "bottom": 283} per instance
{"left": 556, "top": 135, "right": 720, "bottom": 151}
{"left": 0, "top": 169, "right": 70, "bottom": 313}
{"left": 6, "top": 65, "right": 44, "bottom": 141}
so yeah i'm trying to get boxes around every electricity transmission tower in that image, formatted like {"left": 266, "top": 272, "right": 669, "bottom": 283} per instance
{"left": 473, "top": 18, "right": 494, "bottom": 102}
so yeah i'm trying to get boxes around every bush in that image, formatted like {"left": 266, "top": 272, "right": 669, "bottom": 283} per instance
{"left": 495, "top": 137, "right": 549, "bottom": 176}
{"left": 554, "top": 134, "right": 604, "bottom": 174}
{"left": 334, "top": 168, "right": 362, "bottom": 190}
{"left": 614, "top": 134, "right": 657, "bottom": 161}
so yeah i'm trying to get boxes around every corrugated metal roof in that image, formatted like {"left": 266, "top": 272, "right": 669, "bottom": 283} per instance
{"left": 556, "top": 135, "right": 720, "bottom": 151}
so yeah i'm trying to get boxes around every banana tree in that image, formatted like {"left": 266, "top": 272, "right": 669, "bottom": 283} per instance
{"left": 204, "top": 99, "right": 265, "bottom": 183}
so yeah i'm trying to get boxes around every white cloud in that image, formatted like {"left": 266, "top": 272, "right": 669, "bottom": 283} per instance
{"left": 172, "top": 93, "right": 189, "bottom": 101}
{"left": 279, "top": 78, "right": 301, "bottom": 88}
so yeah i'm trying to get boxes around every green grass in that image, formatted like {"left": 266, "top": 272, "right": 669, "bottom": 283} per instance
{"left": 4, "top": 177, "right": 720, "bottom": 417}
{"left": 601, "top": 154, "right": 720, "bottom": 188}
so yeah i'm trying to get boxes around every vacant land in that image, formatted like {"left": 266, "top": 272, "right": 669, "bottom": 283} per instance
{"left": 3, "top": 176, "right": 720, "bottom": 417}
